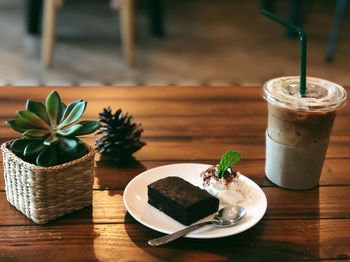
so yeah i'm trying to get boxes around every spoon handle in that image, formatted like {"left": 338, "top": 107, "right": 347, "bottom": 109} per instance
{"left": 148, "top": 221, "right": 213, "bottom": 246}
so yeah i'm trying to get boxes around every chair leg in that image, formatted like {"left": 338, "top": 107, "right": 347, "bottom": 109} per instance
{"left": 287, "top": 0, "right": 302, "bottom": 38}
{"left": 326, "top": 0, "right": 347, "bottom": 62}
{"left": 262, "top": 0, "right": 275, "bottom": 12}
{"left": 26, "top": 0, "right": 44, "bottom": 35}
{"left": 42, "top": 0, "right": 58, "bottom": 68}
{"left": 148, "top": 0, "right": 164, "bottom": 37}
{"left": 120, "top": 0, "right": 135, "bottom": 66}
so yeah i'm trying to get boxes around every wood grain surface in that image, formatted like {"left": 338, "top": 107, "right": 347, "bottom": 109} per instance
{"left": 0, "top": 86, "right": 349, "bottom": 261}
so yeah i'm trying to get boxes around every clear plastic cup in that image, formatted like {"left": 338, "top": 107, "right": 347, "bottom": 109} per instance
{"left": 263, "top": 76, "right": 347, "bottom": 189}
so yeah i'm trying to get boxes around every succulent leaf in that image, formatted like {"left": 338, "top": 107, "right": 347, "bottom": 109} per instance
{"left": 57, "top": 102, "right": 67, "bottom": 124}
{"left": 59, "top": 137, "right": 78, "bottom": 152}
{"left": 75, "top": 121, "right": 100, "bottom": 136}
{"left": 57, "top": 124, "right": 82, "bottom": 136}
{"left": 24, "top": 140, "right": 46, "bottom": 156}
{"left": 7, "top": 119, "right": 36, "bottom": 133}
{"left": 10, "top": 138, "right": 32, "bottom": 155}
{"left": 26, "top": 100, "right": 50, "bottom": 124}
{"left": 60, "top": 100, "right": 83, "bottom": 124}
{"left": 23, "top": 129, "right": 50, "bottom": 138}
{"left": 66, "top": 142, "right": 88, "bottom": 159}
{"left": 17, "top": 111, "right": 50, "bottom": 129}
{"left": 44, "top": 134, "right": 59, "bottom": 145}
{"left": 45, "top": 91, "right": 61, "bottom": 127}
{"left": 36, "top": 146, "right": 58, "bottom": 167}
{"left": 57, "top": 101, "right": 86, "bottom": 129}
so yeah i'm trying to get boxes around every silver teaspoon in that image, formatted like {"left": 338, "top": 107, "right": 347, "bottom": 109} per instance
{"left": 148, "top": 205, "right": 247, "bottom": 246}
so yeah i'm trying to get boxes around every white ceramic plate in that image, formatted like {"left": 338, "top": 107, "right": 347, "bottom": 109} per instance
{"left": 123, "top": 163, "right": 267, "bottom": 239}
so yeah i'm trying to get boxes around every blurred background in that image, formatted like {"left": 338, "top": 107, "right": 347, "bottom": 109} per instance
{"left": 0, "top": 0, "right": 349, "bottom": 86}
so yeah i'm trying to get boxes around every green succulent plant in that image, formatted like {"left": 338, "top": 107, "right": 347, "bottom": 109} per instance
{"left": 7, "top": 91, "right": 100, "bottom": 167}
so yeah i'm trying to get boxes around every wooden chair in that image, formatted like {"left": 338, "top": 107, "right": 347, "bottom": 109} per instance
{"left": 42, "top": 0, "right": 135, "bottom": 68}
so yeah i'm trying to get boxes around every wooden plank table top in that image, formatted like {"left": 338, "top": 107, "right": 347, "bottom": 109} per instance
{"left": 0, "top": 86, "right": 349, "bottom": 261}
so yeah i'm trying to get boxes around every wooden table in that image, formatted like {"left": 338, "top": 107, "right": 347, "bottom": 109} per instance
{"left": 0, "top": 86, "right": 349, "bottom": 261}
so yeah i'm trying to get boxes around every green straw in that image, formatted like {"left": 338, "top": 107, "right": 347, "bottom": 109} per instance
{"left": 261, "top": 9, "right": 307, "bottom": 97}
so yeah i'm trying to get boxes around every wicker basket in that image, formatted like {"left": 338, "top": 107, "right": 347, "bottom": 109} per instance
{"left": 1, "top": 141, "right": 95, "bottom": 224}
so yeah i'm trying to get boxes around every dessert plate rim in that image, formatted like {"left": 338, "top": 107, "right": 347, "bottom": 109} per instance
{"left": 123, "top": 163, "right": 267, "bottom": 239}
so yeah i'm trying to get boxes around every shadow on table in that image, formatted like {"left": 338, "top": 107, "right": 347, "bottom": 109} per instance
{"left": 94, "top": 156, "right": 146, "bottom": 196}
{"left": 28, "top": 206, "right": 100, "bottom": 261}
{"left": 124, "top": 186, "right": 322, "bottom": 260}
{"left": 123, "top": 212, "right": 267, "bottom": 260}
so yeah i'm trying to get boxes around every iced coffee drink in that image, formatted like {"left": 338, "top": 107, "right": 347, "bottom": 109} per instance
{"left": 263, "top": 76, "right": 347, "bottom": 189}
{"left": 268, "top": 104, "right": 336, "bottom": 147}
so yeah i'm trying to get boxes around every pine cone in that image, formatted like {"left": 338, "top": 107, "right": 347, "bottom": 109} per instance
{"left": 96, "top": 107, "right": 145, "bottom": 162}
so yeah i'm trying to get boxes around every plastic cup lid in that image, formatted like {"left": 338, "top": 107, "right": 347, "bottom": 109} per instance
{"left": 263, "top": 76, "right": 347, "bottom": 112}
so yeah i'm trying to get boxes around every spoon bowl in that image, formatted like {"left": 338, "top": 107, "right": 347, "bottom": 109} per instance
{"left": 148, "top": 205, "right": 247, "bottom": 246}
{"left": 213, "top": 205, "right": 247, "bottom": 227}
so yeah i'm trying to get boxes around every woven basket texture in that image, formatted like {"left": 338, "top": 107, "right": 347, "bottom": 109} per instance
{"left": 1, "top": 141, "right": 95, "bottom": 224}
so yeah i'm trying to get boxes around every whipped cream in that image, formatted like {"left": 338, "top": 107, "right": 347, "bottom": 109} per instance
{"left": 201, "top": 166, "right": 246, "bottom": 205}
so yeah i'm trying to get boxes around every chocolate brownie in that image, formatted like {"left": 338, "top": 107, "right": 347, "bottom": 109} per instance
{"left": 148, "top": 176, "right": 219, "bottom": 225}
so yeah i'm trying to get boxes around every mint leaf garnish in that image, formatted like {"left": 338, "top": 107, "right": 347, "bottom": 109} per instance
{"left": 217, "top": 150, "right": 241, "bottom": 178}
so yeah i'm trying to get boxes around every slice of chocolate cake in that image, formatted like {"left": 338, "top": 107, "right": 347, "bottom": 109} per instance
{"left": 148, "top": 176, "right": 219, "bottom": 225}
